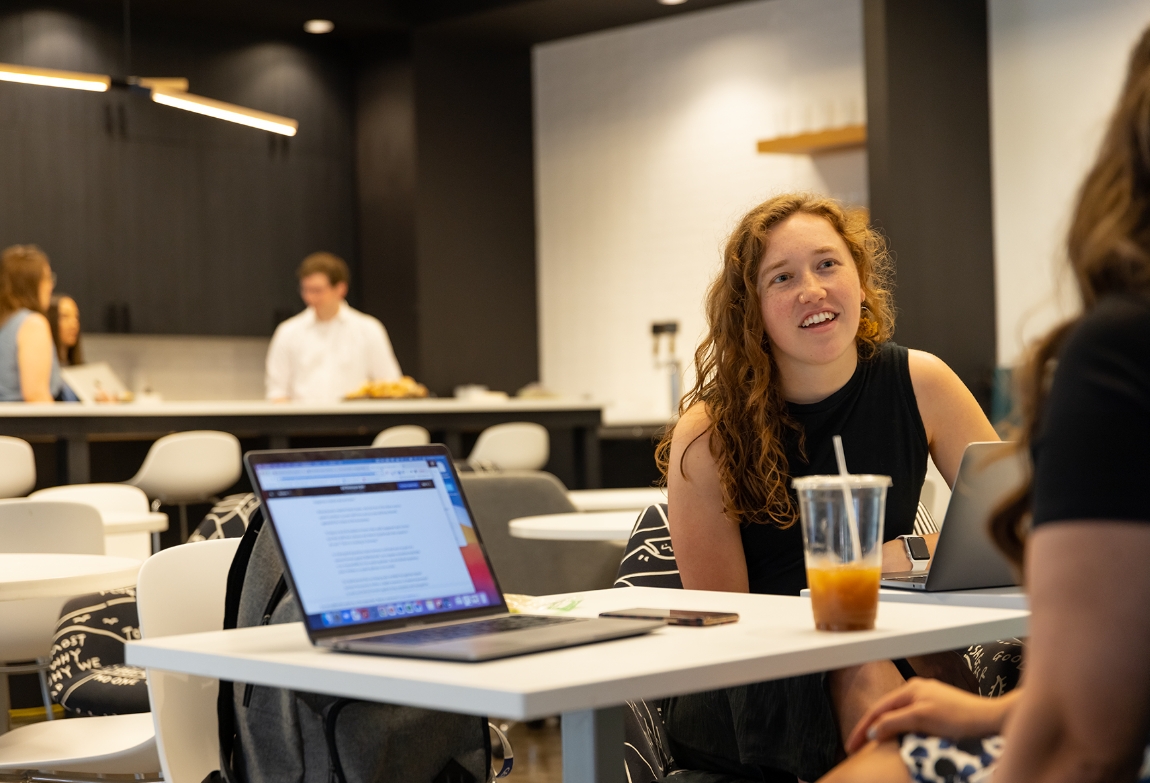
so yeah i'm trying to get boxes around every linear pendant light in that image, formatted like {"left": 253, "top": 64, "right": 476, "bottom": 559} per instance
{"left": 0, "top": 62, "right": 110, "bottom": 91}
{"left": 149, "top": 86, "right": 298, "bottom": 136}
{"left": 0, "top": 63, "right": 298, "bottom": 136}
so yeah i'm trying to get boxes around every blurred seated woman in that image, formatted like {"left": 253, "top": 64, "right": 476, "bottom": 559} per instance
{"left": 47, "top": 295, "right": 83, "bottom": 367}
{"left": 821, "top": 23, "right": 1150, "bottom": 783}
{"left": 0, "top": 245, "right": 60, "bottom": 402}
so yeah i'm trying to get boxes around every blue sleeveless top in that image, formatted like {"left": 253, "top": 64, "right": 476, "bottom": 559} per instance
{"left": 0, "top": 309, "right": 63, "bottom": 401}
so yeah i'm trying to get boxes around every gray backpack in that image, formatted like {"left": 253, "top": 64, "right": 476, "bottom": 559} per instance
{"left": 207, "top": 505, "right": 492, "bottom": 783}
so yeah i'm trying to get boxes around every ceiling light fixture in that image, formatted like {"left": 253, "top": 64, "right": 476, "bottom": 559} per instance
{"left": 150, "top": 86, "right": 298, "bottom": 136}
{"left": 0, "top": 63, "right": 298, "bottom": 136}
{"left": 0, "top": 62, "right": 110, "bottom": 92}
{"left": 657, "top": 0, "right": 689, "bottom": 4}
{"left": 304, "top": 19, "right": 334, "bottom": 34}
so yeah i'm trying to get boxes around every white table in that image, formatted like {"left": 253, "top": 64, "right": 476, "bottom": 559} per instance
{"left": 103, "top": 511, "right": 169, "bottom": 560}
{"left": 102, "top": 511, "right": 169, "bottom": 536}
{"left": 0, "top": 553, "right": 142, "bottom": 601}
{"left": 127, "top": 586, "right": 1027, "bottom": 783}
{"left": 509, "top": 511, "right": 638, "bottom": 542}
{"left": 0, "top": 553, "right": 142, "bottom": 733}
{"left": 801, "top": 585, "right": 1028, "bottom": 611}
{"left": 568, "top": 488, "right": 666, "bottom": 512}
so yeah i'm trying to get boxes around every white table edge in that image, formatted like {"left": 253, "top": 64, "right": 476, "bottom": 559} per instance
{"left": 0, "top": 556, "right": 142, "bottom": 601}
{"left": 126, "top": 612, "right": 1028, "bottom": 721}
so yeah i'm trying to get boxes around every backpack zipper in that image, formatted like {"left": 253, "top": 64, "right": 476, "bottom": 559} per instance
{"left": 242, "top": 575, "right": 289, "bottom": 708}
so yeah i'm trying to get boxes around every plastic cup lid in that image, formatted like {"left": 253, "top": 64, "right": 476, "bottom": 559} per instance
{"left": 791, "top": 474, "right": 893, "bottom": 490}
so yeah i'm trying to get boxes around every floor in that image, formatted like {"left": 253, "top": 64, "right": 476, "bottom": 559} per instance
{"left": 502, "top": 719, "right": 563, "bottom": 783}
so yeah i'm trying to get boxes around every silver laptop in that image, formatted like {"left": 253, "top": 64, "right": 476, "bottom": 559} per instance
{"left": 881, "top": 442, "right": 1025, "bottom": 592}
{"left": 245, "top": 445, "right": 661, "bottom": 661}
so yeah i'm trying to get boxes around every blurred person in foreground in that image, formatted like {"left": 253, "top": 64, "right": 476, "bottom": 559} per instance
{"left": 0, "top": 245, "right": 60, "bottom": 402}
{"left": 266, "top": 251, "right": 402, "bottom": 403}
{"left": 48, "top": 294, "right": 83, "bottom": 367}
{"left": 821, "top": 24, "right": 1150, "bottom": 783}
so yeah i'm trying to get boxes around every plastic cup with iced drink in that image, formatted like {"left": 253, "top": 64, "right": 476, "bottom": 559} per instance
{"left": 792, "top": 474, "right": 891, "bottom": 631}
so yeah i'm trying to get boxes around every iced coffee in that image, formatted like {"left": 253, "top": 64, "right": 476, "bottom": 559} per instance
{"left": 792, "top": 474, "right": 891, "bottom": 631}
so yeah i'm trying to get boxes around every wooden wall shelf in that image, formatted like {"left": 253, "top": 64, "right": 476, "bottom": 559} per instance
{"left": 756, "top": 124, "right": 867, "bottom": 155}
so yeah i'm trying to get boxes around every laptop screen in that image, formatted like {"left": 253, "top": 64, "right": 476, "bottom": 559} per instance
{"left": 251, "top": 451, "right": 501, "bottom": 632}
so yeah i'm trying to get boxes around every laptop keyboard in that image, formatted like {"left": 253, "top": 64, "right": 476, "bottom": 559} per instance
{"left": 365, "top": 615, "right": 584, "bottom": 646}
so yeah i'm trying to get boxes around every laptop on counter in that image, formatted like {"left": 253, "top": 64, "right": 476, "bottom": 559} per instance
{"left": 245, "top": 445, "right": 662, "bottom": 661}
{"left": 881, "top": 441, "right": 1025, "bottom": 592}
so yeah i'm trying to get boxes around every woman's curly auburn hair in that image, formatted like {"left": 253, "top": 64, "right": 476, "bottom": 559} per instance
{"left": 655, "top": 193, "right": 894, "bottom": 528}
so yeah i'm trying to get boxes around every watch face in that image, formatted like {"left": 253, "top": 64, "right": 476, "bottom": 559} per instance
{"left": 906, "top": 537, "right": 931, "bottom": 560}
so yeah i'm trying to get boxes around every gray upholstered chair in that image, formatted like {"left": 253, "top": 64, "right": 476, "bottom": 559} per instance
{"left": 458, "top": 471, "right": 622, "bottom": 596}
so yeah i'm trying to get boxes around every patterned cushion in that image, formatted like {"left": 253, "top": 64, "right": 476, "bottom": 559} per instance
{"left": 51, "top": 493, "right": 259, "bottom": 716}
{"left": 614, "top": 504, "right": 682, "bottom": 589}
{"left": 188, "top": 493, "right": 260, "bottom": 542}
{"left": 49, "top": 588, "right": 149, "bottom": 716}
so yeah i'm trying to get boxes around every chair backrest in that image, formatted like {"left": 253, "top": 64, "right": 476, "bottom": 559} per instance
{"left": 0, "top": 436, "right": 36, "bottom": 498}
{"left": 912, "top": 501, "right": 939, "bottom": 536}
{"left": 0, "top": 499, "right": 105, "bottom": 554}
{"left": 467, "top": 422, "right": 549, "bottom": 471}
{"left": 137, "top": 538, "right": 241, "bottom": 783}
{"left": 31, "top": 483, "right": 150, "bottom": 515}
{"left": 921, "top": 460, "right": 951, "bottom": 526}
{"left": 127, "top": 431, "right": 242, "bottom": 504}
{"left": 614, "top": 504, "right": 682, "bottom": 589}
{"left": 459, "top": 471, "right": 621, "bottom": 595}
{"left": 372, "top": 425, "right": 431, "bottom": 448}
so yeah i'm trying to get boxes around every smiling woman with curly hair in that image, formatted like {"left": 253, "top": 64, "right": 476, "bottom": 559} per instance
{"left": 653, "top": 193, "right": 999, "bottom": 782}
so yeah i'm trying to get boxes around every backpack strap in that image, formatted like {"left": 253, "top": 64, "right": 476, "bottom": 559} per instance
{"left": 214, "top": 505, "right": 266, "bottom": 783}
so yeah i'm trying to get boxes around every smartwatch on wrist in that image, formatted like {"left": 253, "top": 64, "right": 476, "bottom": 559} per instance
{"left": 897, "top": 535, "right": 931, "bottom": 573}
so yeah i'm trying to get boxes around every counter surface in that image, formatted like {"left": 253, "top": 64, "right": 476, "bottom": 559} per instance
{"left": 0, "top": 398, "right": 604, "bottom": 488}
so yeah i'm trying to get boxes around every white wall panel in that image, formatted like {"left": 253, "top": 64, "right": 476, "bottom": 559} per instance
{"left": 534, "top": 0, "right": 866, "bottom": 423}
{"left": 990, "top": 0, "right": 1150, "bottom": 365}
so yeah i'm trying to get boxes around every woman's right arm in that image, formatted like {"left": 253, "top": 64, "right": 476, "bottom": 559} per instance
{"left": 17, "top": 313, "right": 55, "bottom": 403}
{"left": 666, "top": 403, "right": 749, "bottom": 592}
{"left": 993, "top": 523, "right": 1150, "bottom": 783}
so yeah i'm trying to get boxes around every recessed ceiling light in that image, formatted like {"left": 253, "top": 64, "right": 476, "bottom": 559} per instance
{"left": 304, "top": 19, "right": 334, "bottom": 34}
{"left": 658, "top": 0, "right": 688, "bottom": 5}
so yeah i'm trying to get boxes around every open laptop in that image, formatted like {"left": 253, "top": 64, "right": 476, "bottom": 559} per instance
{"left": 881, "top": 441, "right": 1025, "bottom": 592}
{"left": 244, "top": 445, "right": 662, "bottom": 661}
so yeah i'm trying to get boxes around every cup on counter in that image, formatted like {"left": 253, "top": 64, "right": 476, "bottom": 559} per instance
{"left": 792, "top": 474, "right": 891, "bottom": 631}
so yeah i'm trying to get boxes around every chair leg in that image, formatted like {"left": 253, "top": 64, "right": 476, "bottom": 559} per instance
{"left": 0, "top": 671, "right": 9, "bottom": 733}
{"left": 36, "top": 658, "right": 53, "bottom": 720}
{"left": 151, "top": 530, "right": 161, "bottom": 554}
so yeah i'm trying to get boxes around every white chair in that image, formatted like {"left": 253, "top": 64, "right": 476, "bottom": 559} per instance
{"left": 0, "top": 436, "right": 36, "bottom": 498}
{"left": 31, "top": 483, "right": 158, "bottom": 559}
{"left": 0, "top": 713, "right": 158, "bottom": 775}
{"left": 0, "top": 538, "right": 240, "bottom": 779}
{"left": 921, "top": 459, "right": 951, "bottom": 527}
{"left": 0, "top": 500, "right": 106, "bottom": 720}
{"left": 467, "top": 422, "right": 550, "bottom": 471}
{"left": 138, "top": 538, "right": 241, "bottom": 783}
{"left": 372, "top": 425, "right": 431, "bottom": 448}
{"left": 127, "top": 431, "right": 242, "bottom": 543}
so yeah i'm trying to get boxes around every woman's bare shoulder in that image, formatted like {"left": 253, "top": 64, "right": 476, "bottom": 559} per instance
{"left": 906, "top": 349, "right": 965, "bottom": 397}
{"left": 17, "top": 312, "right": 51, "bottom": 337}
{"left": 673, "top": 401, "right": 713, "bottom": 444}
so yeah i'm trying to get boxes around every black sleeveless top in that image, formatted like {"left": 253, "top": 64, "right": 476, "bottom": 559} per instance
{"left": 740, "top": 342, "right": 928, "bottom": 595}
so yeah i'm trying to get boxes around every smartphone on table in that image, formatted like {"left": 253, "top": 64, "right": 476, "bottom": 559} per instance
{"left": 599, "top": 608, "right": 739, "bottom": 626}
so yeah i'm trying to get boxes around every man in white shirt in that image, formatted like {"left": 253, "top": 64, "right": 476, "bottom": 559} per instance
{"left": 265, "top": 252, "right": 402, "bottom": 403}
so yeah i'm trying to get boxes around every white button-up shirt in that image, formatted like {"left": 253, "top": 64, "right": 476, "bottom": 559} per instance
{"left": 265, "top": 303, "right": 402, "bottom": 403}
